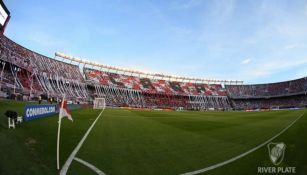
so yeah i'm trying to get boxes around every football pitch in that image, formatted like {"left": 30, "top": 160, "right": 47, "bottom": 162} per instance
{"left": 0, "top": 99, "right": 306, "bottom": 175}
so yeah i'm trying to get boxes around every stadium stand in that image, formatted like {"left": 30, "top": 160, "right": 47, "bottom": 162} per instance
{"left": 0, "top": 33, "right": 306, "bottom": 110}
{"left": 0, "top": 34, "right": 88, "bottom": 101}
{"left": 226, "top": 77, "right": 307, "bottom": 110}
{"left": 231, "top": 95, "right": 307, "bottom": 110}
{"left": 226, "top": 77, "right": 307, "bottom": 98}
{"left": 83, "top": 68, "right": 228, "bottom": 96}
{"left": 84, "top": 68, "right": 230, "bottom": 110}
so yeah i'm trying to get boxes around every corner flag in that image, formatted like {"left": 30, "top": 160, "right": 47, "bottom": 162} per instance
{"left": 59, "top": 100, "right": 73, "bottom": 121}
{"left": 57, "top": 96, "right": 73, "bottom": 173}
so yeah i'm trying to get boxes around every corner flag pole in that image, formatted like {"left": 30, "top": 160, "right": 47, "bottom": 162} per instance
{"left": 57, "top": 96, "right": 65, "bottom": 173}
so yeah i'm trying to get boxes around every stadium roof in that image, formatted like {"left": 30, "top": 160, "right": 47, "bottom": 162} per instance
{"left": 55, "top": 52, "right": 243, "bottom": 85}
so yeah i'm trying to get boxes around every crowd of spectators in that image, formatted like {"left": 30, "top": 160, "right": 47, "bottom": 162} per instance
{"left": 142, "top": 93, "right": 190, "bottom": 109}
{"left": 84, "top": 68, "right": 227, "bottom": 96}
{"left": 0, "top": 34, "right": 87, "bottom": 100}
{"left": 226, "top": 77, "right": 307, "bottom": 98}
{"left": 232, "top": 95, "right": 307, "bottom": 110}
{"left": 189, "top": 95, "right": 230, "bottom": 110}
{"left": 94, "top": 85, "right": 144, "bottom": 108}
{"left": 84, "top": 68, "right": 230, "bottom": 109}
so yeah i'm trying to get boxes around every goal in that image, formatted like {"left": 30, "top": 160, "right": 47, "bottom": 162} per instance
{"left": 93, "top": 98, "right": 106, "bottom": 109}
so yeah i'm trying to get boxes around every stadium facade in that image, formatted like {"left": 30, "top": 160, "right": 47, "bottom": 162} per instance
{"left": 0, "top": 34, "right": 306, "bottom": 110}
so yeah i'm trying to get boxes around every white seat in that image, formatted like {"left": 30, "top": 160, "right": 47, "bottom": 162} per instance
{"left": 8, "top": 118, "right": 15, "bottom": 129}
{"left": 17, "top": 116, "right": 23, "bottom": 123}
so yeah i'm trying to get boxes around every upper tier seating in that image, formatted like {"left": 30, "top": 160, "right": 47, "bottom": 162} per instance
{"left": 226, "top": 77, "right": 307, "bottom": 98}
{"left": 0, "top": 35, "right": 84, "bottom": 82}
{"left": 0, "top": 34, "right": 88, "bottom": 99}
{"left": 84, "top": 68, "right": 227, "bottom": 96}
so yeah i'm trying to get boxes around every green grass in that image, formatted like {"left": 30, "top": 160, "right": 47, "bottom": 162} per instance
{"left": 0, "top": 99, "right": 306, "bottom": 175}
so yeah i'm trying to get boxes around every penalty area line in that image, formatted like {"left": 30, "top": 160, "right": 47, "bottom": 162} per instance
{"left": 60, "top": 109, "right": 105, "bottom": 175}
{"left": 180, "top": 111, "right": 306, "bottom": 175}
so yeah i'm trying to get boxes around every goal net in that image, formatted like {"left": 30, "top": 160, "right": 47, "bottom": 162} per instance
{"left": 93, "top": 98, "right": 106, "bottom": 110}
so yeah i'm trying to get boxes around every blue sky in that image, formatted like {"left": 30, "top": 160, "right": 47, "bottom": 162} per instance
{"left": 3, "top": 0, "right": 307, "bottom": 84}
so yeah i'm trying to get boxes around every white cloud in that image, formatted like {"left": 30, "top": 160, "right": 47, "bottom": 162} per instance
{"left": 276, "top": 24, "right": 307, "bottom": 37}
{"left": 241, "top": 58, "right": 251, "bottom": 64}
{"left": 30, "top": 31, "right": 68, "bottom": 50}
{"left": 238, "top": 58, "right": 307, "bottom": 81}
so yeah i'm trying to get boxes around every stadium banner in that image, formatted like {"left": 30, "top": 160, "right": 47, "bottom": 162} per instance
{"left": 24, "top": 104, "right": 57, "bottom": 121}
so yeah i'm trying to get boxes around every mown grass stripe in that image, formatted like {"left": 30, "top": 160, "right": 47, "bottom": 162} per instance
{"left": 180, "top": 111, "right": 306, "bottom": 175}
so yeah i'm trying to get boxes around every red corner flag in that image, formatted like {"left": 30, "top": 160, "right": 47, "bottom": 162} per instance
{"left": 59, "top": 100, "right": 73, "bottom": 121}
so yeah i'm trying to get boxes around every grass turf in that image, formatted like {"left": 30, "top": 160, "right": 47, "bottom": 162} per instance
{"left": 0, "top": 99, "right": 306, "bottom": 175}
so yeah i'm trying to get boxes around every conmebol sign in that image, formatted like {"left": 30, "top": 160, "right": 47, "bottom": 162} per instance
{"left": 25, "top": 104, "right": 57, "bottom": 121}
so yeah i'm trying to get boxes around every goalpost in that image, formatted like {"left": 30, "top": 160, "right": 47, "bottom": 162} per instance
{"left": 93, "top": 98, "right": 106, "bottom": 110}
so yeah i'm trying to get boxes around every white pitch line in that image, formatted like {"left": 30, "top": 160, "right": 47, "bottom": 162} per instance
{"left": 74, "top": 157, "right": 106, "bottom": 175}
{"left": 180, "top": 111, "right": 306, "bottom": 175}
{"left": 60, "top": 109, "right": 105, "bottom": 175}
